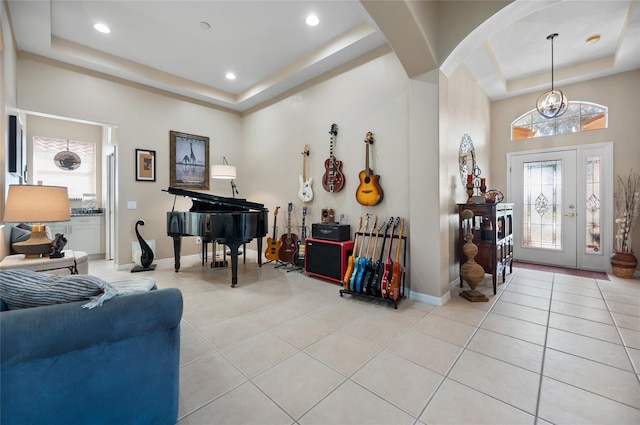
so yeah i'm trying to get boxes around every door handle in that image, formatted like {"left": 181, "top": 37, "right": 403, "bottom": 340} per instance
{"left": 564, "top": 212, "right": 576, "bottom": 217}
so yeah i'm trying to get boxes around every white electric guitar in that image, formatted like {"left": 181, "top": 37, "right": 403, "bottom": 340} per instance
{"left": 298, "top": 144, "right": 313, "bottom": 202}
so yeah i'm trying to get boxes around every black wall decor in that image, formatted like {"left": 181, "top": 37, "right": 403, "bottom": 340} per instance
{"left": 8, "top": 115, "right": 23, "bottom": 178}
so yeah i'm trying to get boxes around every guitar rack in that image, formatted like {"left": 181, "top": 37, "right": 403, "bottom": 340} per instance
{"left": 339, "top": 232, "right": 407, "bottom": 309}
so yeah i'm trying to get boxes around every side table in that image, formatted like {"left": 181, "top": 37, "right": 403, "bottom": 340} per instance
{"left": 0, "top": 250, "right": 79, "bottom": 274}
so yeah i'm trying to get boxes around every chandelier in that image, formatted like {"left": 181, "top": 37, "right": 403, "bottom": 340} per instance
{"left": 536, "top": 33, "right": 568, "bottom": 119}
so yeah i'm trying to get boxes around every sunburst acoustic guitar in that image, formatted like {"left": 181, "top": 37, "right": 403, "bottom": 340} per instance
{"left": 278, "top": 203, "right": 299, "bottom": 263}
{"left": 265, "top": 206, "right": 282, "bottom": 261}
{"left": 355, "top": 132, "right": 383, "bottom": 206}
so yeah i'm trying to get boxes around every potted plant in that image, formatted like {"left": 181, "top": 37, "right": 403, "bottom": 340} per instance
{"left": 611, "top": 170, "right": 639, "bottom": 278}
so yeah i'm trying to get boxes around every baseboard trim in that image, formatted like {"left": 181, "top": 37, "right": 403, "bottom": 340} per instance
{"left": 408, "top": 289, "right": 451, "bottom": 306}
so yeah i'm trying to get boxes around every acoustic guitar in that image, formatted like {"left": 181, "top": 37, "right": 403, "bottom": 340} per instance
{"left": 388, "top": 218, "right": 405, "bottom": 301}
{"left": 370, "top": 217, "right": 393, "bottom": 297}
{"left": 322, "top": 123, "right": 345, "bottom": 193}
{"left": 298, "top": 145, "right": 313, "bottom": 202}
{"left": 293, "top": 206, "right": 307, "bottom": 268}
{"left": 265, "top": 206, "right": 282, "bottom": 261}
{"left": 349, "top": 214, "right": 370, "bottom": 292}
{"left": 354, "top": 214, "right": 377, "bottom": 293}
{"left": 380, "top": 217, "right": 399, "bottom": 298}
{"left": 364, "top": 220, "right": 387, "bottom": 295}
{"left": 355, "top": 132, "right": 383, "bottom": 206}
{"left": 343, "top": 215, "right": 363, "bottom": 290}
{"left": 278, "top": 203, "right": 299, "bottom": 263}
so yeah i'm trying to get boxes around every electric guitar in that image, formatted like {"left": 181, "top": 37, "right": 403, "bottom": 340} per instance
{"left": 298, "top": 144, "right": 313, "bottom": 202}
{"left": 278, "top": 203, "right": 299, "bottom": 263}
{"left": 265, "top": 206, "right": 282, "bottom": 261}
{"left": 322, "top": 123, "right": 345, "bottom": 193}
{"left": 293, "top": 206, "right": 308, "bottom": 268}
{"left": 388, "top": 218, "right": 405, "bottom": 301}
{"left": 380, "top": 217, "right": 399, "bottom": 298}
{"left": 355, "top": 214, "right": 377, "bottom": 293}
{"left": 371, "top": 217, "right": 393, "bottom": 297}
{"left": 355, "top": 132, "right": 383, "bottom": 206}
{"left": 343, "top": 216, "right": 363, "bottom": 290}
{"left": 363, "top": 220, "right": 386, "bottom": 295}
{"left": 349, "top": 214, "right": 370, "bottom": 292}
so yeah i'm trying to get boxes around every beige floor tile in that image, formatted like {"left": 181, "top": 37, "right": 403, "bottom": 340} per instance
{"left": 178, "top": 352, "right": 247, "bottom": 418}
{"left": 548, "top": 312, "right": 622, "bottom": 344}
{"left": 600, "top": 289, "right": 640, "bottom": 306}
{"left": 620, "top": 327, "right": 640, "bottom": 349}
{"left": 552, "top": 282, "right": 603, "bottom": 299}
{"left": 271, "top": 315, "right": 336, "bottom": 349}
{"left": 340, "top": 314, "right": 407, "bottom": 347}
{"left": 628, "top": 347, "right": 640, "bottom": 374}
{"left": 480, "top": 312, "right": 547, "bottom": 346}
{"left": 304, "top": 330, "right": 379, "bottom": 376}
{"left": 221, "top": 331, "right": 298, "bottom": 378}
{"left": 512, "top": 269, "right": 554, "bottom": 282}
{"left": 421, "top": 378, "right": 535, "bottom": 425}
{"left": 550, "top": 300, "right": 614, "bottom": 324}
{"left": 491, "top": 300, "right": 549, "bottom": 325}
{"left": 178, "top": 381, "right": 293, "bottom": 425}
{"left": 197, "top": 315, "right": 265, "bottom": 349}
{"left": 181, "top": 302, "right": 242, "bottom": 330}
{"left": 352, "top": 350, "right": 444, "bottom": 417}
{"left": 543, "top": 348, "right": 640, "bottom": 408}
{"left": 180, "top": 327, "right": 216, "bottom": 366}
{"left": 241, "top": 302, "right": 303, "bottom": 329}
{"left": 466, "top": 328, "right": 544, "bottom": 373}
{"left": 612, "top": 311, "right": 640, "bottom": 331}
{"left": 388, "top": 329, "right": 463, "bottom": 375}
{"left": 499, "top": 291, "right": 550, "bottom": 311}
{"left": 506, "top": 283, "right": 552, "bottom": 299}
{"left": 448, "top": 350, "right": 540, "bottom": 414}
{"left": 546, "top": 328, "right": 633, "bottom": 371}
{"left": 411, "top": 313, "right": 477, "bottom": 347}
{"left": 551, "top": 290, "right": 608, "bottom": 310}
{"left": 298, "top": 380, "right": 415, "bottom": 425}
{"left": 430, "top": 304, "right": 489, "bottom": 327}
{"left": 253, "top": 352, "right": 346, "bottom": 420}
{"left": 509, "top": 276, "right": 553, "bottom": 290}
{"left": 538, "top": 377, "right": 640, "bottom": 425}
{"left": 307, "top": 302, "right": 366, "bottom": 329}
{"left": 553, "top": 275, "right": 598, "bottom": 287}
{"left": 608, "top": 299, "right": 640, "bottom": 317}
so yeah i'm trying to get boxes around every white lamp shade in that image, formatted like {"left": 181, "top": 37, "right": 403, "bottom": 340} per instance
{"left": 3, "top": 185, "right": 71, "bottom": 223}
{"left": 211, "top": 164, "right": 236, "bottom": 179}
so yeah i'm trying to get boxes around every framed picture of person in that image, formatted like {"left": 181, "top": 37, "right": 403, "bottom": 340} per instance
{"left": 169, "top": 131, "right": 209, "bottom": 189}
{"left": 135, "top": 149, "right": 156, "bottom": 182}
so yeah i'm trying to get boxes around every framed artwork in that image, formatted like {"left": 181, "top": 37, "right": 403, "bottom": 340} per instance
{"left": 169, "top": 131, "right": 209, "bottom": 189}
{"left": 135, "top": 149, "right": 156, "bottom": 181}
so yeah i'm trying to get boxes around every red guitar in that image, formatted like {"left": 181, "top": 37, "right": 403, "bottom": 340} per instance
{"left": 388, "top": 218, "right": 405, "bottom": 301}
{"left": 322, "top": 123, "right": 345, "bottom": 193}
{"left": 278, "top": 203, "right": 299, "bottom": 263}
{"left": 380, "top": 217, "right": 398, "bottom": 299}
{"left": 355, "top": 132, "right": 383, "bottom": 206}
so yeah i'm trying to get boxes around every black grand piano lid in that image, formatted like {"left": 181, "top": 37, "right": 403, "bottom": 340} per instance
{"left": 164, "top": 187, "right": 266, "bottom": 211}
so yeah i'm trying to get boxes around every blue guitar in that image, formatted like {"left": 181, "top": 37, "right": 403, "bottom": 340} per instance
{"left": 349, "top": 214, "right": 370, "bottom": 292}
{"left": 355, "top": 215, "right": 377, "bottom": 293}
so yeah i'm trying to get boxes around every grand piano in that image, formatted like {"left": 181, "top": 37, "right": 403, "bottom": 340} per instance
{"left": 165, "top": 187, "right": 269, "bottom": 287}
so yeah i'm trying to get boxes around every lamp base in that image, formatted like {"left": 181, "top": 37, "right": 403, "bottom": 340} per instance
{"left": 12, "top": 226, "right": 53, "bottom": 257}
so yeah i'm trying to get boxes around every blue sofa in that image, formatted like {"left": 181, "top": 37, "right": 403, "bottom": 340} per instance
{"left": 0, "top": 287, "right": 183, "bottom": 425}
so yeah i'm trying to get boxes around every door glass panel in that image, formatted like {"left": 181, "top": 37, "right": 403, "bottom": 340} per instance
{"left": 585, "top": 156, "right": 601, "bottom": 254}
{"left": 523, "top": 160, "right": 562, "bottom": 250}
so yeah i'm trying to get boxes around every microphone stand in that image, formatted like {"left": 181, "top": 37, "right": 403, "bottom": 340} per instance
{"left": 223, "top": 156, "right": 239, "bottom": 198}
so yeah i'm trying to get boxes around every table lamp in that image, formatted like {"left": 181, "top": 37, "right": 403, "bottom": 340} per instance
{"left": 3, "top": 184, "right": 71, "bottom": 257}
{"left": 211, "top": 157, "right": 238, "bottom": 197}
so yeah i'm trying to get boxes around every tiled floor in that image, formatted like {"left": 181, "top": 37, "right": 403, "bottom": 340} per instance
{"left": 90, "top": 255, "right": 640, "bottom": 425}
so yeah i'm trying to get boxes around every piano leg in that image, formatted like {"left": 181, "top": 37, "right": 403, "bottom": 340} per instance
{"left": 257, "top": 237, "right": 263, "bottom": 267}
{"left": 226, "top": 242, "right": 242, "bottom": 287}
{"left": 172, "top": 236, "right": 182, "bottom": 272}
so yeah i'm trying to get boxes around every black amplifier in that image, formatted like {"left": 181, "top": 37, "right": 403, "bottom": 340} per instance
{"left": 311, "top": 223, "right": 351, "bottom": 242}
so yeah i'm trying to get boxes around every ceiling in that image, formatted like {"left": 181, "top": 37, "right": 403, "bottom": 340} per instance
{"left": 6, "top": 1, "right": 640, "bottom": 113}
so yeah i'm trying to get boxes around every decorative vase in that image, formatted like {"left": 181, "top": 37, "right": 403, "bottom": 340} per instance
{"left": 460, "top": 231, "right": 489, "bottom": 302}
{"left": 610, "top": 251, "right": 638, "bottom": 279}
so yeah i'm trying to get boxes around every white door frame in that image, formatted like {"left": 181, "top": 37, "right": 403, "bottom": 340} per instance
{"left": 507, "top": 142, "right": 613, "bottom": 271}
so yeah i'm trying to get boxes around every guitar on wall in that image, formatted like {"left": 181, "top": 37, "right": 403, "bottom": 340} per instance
{"left": 298, "top": 144, "right": 314, "bottom": 202}
{"left": 265, "top": 206, "right": 282, "bottom": 261}
{"left": 343, "top": 215, "right": 363, "bottom": 290}
{"left": 370, "top": 218, "right": 393, "bottom": 297}
{"left": 293, "top": 206, "right": 308, "bottom": 268}
{"left": 354, "top": 214, "right": 377, "bottom": 293}
{"left": 363, "top": 220, "right": 386, "bottom": 295}
{"left": 380, "top": 217, "right": 399, "bottom": 299}
{"left": 322, "top": 123, "right": 345, "bottom": 193}
{"left": 349, "top": 214, "right": 370, "bottom": 292}
{"left": 388, "top": 218, "right": 405, "bottom": 301}
{"left": 355, "top": 132, "right": 384, "bottom": 206}
{"left": 278, "top": 203, "right": 299, "bottom": 263}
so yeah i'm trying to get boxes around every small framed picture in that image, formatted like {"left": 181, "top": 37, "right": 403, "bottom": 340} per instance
{"left": 135, "top": 149, "right": 156, "bottom": 182}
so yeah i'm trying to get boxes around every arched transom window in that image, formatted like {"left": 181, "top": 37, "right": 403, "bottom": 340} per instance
{"left": 511, "top": 101, "right": 608, "bottom": 140}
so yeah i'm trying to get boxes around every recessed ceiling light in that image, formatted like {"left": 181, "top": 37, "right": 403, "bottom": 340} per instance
{"left": 306, "top": 14, "right": 319, "bottom": 26}
{"left": 200, "top": 21, "right": 211, "bottom": 30}
{"left": 586, "top": 34, "right": 601, "bottom": 44}
{"left": 93, "top": 23, "right": 111, "bottom": 34}
{"left": 225, "top": 72, "right": 236, "bottom": 80}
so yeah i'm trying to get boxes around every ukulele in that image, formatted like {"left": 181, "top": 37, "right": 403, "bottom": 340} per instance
{"left": 370, "top": 218, "right": 393, "bottom": 297}
{"left": 380, "top": 217, "right": 399, "bottom": 298}
{"left": 298, "top": 144, "right": 313, "bottom": 202}
{"left": 355, "top": 132, "right": 384, "bottom": 206}
{"left": 364, "top": 220, "right": 386, "bottom": 295}
{"left": 343, "top": 216, "right": 363, "bottom": 290}
{"left": 293, "top": 206, "right": 308, "bottom": 268}
{"left": 349, "top": 214, "right": 370, "bottom": 292}
{"left": 388, "top": 218, "right": 405, "bottom": 301}
{"left": 265, "top": 206, "right": 282, "bottom": 261}
{"left": 355, "top": 214, "right": 377, "bottom": 293}
{"left": 322, "top": 124, "right": 345, "bottom": 193}
{"left": 278, "top": 203, "right": 299, "bottom": 263}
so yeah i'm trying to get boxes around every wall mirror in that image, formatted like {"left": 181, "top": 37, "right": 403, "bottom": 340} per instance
{"left": 458, "top": 133, "right": 477, "bottom": 185}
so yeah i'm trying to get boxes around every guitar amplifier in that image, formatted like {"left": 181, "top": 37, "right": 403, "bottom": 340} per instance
{"left": 311, "top": 223, "right": 350, "bottom": 241}
{"left": 305, "top": 238, "right": 354, "bottom": 283}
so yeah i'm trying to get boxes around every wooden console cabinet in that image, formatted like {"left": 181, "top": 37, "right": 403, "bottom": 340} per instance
{"left": 457, "top": 203, "right": 514, "bottom": 294}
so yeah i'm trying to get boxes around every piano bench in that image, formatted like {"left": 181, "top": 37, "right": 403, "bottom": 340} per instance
{"left": 201, "top": 239, "right": 246, "bottom": 267}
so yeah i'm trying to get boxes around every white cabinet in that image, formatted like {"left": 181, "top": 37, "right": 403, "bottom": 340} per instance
{"left": 49, "top": 216, "right": 104, "bottom": 257}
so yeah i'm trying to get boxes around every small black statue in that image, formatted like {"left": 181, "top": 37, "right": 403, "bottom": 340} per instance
{"left": 131, "top": 220, "right": 156, "bottom": 272}
{"left": 50, "top": 233, "right": 68, "bottom": 258}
